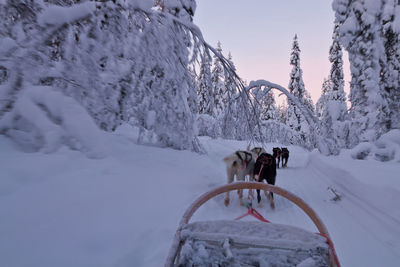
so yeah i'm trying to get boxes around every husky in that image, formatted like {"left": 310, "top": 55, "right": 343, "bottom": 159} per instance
{"left": 223, "top": 147, "right": 265, "bottom": 206}
{"left": 272, "top": 147, "right": 282, "bottom": 168}
{"left": 281, "top": 147, "right": 289, "bottom": 168}
{"left": 250, "top": 147, "right": 266, "bottom": 159}
{"left": 254, "top": 152, "right": 277, "bottom": 209}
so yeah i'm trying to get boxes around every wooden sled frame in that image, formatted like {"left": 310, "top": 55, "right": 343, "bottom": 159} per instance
{"left": 165, "top": 181, "right": 338, "bottom": 267}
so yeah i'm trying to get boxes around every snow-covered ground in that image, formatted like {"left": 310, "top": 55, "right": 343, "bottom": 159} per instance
{"left": 1, "top": 127, "right": 400, "bottom": 267}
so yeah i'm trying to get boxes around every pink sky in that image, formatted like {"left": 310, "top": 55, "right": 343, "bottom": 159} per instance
{"left": 194, "top": 0, "right": 351, "bottom": 106}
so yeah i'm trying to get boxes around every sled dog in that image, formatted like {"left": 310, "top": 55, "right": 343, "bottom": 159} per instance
{"left": 223, "top": 147, "right": 266, "bottom": 206}
{"left": 254, "top": 152, "right": 277, "bottom": 209}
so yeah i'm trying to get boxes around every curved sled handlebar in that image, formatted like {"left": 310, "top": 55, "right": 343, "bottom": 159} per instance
{"left": 166, "top": 182, "right": 332, "bottom": 267}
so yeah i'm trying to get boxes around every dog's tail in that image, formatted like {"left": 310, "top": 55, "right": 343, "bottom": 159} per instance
{"left": 223, "top": 153, "right": 238, "bottom": 168}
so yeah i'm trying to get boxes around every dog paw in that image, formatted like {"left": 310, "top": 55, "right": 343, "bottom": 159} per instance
{"left": 224, "top": 198, "right": 230, "bottom": 207}
{"left": 270, "top": 200, "right": 275, "bottom": 210}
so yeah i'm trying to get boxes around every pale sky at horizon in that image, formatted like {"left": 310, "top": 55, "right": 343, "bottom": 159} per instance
{"left": 194, "top": 0, "right": 351, "bottom": 105}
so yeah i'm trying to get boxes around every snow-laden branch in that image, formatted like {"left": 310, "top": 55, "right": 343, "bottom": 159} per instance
{"left": 247, "top": 80, "right": 339, "bottom": 155}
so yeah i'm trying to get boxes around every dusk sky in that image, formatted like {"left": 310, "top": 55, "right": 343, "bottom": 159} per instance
{"left": 194, "top": 0, "right": 350, "bottom": 105}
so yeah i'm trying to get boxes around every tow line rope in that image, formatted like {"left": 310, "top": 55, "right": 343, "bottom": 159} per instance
{"left": 235, "top": 201, "right": 341, "bottom": 267}
{"left": 235, "top": 202, "right": 270, "bottom": 223}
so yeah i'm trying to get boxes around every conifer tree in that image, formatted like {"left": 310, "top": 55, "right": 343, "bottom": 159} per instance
{"left": 329, "top": 26, "right": 347, "bottom": 118}
{"left": 211, "top": 41, "right": 225, "bottom": 117}
{"left": 316, "top": 79, "right": 332, "bottom": 122}
{"left": 224, "top": 52, "right": 238, "bottom": 111}
{"left": 333, "top": 0, "right": 390, "bottom": 144}
{"left": 198, "top": 51, "right": 213, "bottom": 115}
{"left": 258, "top": 90, "right": 277, "bottom": 121}
{"left": 382, "top": 0, "right": 400, "bottom": 129}
{"left": 286, "top": 35, "right": 309, "bottom": 143}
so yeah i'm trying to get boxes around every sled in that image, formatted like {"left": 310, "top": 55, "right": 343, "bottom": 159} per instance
{"left": 165, "top": 182, "right": 340, "bottom": 267}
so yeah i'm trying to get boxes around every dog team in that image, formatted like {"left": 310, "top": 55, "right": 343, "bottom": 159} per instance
{"left": 223, "top": 146, "right": 289, "bottom": 209}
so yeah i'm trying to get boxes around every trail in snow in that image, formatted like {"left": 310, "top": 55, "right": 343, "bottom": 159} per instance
{"left": 270, "top": 153, "right": 400, "bottom": 267}
{"left": 1, "top": 135, "right": 400, "bottom": 267}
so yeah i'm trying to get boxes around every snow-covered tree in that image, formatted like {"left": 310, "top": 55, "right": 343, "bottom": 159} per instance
{"left": 381, "top": 0, "right": 400, "bottom": 129}
{"left": 277, "top": 102, "right": 288, "bottom": 124}
{"left": 197, "top": 51, "right": 213, "bottom": 115}
{"left": 286, "top": 35, "right": 311, "bottom": 144}
{"left": 211, "top": 41, "right": 225, "bottom": 117}
{"left": 316, "top": 79, "right": 332, "bottom": 121}
{"left": 317, "top": 26, "right": 348, "bottom": 147}
{"left": 332, "top": 0, "right": 391, "bottom": 144}
{"left": 0, "top": 0, "right": 206, "bottom": 155}
{"left": 328, "top": 25, "right": 347, "bottom": 120}
{"left": 223, "top": 52, "right": 238, "bottom": 112}
{"left": 254, "top": 89, "right": 277, "bottom": 121}
{"left": 165, "top": 0, "right": 196, "bottom": 22}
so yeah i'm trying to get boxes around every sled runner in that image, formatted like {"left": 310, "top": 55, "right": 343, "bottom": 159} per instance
{"left": 165, "top": 182, "right": 340, "bottom": 267}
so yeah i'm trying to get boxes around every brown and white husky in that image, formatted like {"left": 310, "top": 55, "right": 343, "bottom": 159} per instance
{"left": 223, "top": 147, "right": 265, "bottom": 206}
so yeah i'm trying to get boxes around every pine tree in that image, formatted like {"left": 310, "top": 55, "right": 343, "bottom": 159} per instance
{"left": 286, "top": 35, "right": 310, "bottom": 144}
{"left": 329, "top": 25, "right": 347, "bottom": 119}
{"left": 277, "top": 102, "right": 288, "bottom": 124}
{"left": 316, "top": 79, "right": 332, "bottom": 122}
{"left": 211, "top": 41, "right": 225, "bottom": 117}
{"left": 382, "top": 0, "right": 400, "bottom": 129}
{"left": 333, "top": 0, "right": 390, "bottom": 144}
{"left": 317, "top": 26, "right": 348, "bottom": 146}
{"left": 198, "top": 51, "right": 213, "bottom": 115}
{"left": 223, "top": 52, "right": 238, "bottom": 111}
{"left": 256, "top": 90, "right": 277, "bottom": 121}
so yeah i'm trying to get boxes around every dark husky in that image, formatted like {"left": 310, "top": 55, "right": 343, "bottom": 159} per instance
{"left": 254, "top": 153, "right": 277, "bottom": 209}
{"left": 281, "top": 147, "right": 289, "bottom": 168}
{"left": 272, "top": 147, "right": 282, "bottom": 168}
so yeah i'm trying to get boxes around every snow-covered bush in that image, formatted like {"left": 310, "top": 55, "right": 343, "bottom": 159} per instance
{"left": 350, "top": 130, "right": 400, "bottom": 162}
{"left": 0, "top": 86, "right": 106, "bottom": 158}
{"left": 196, "top": 114, "right": 221, "bottom": 138}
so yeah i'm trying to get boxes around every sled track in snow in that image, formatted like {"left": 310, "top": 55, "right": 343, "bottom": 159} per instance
{"left": 308, "top": 156, "right": 400, "bottom": 258}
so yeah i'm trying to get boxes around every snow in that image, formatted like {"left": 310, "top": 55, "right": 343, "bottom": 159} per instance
{"left": 0, "top": 37, "right": 17, "bottom": 55}
{"left": 393, "top": 6, "right": 400, "bottom": 33}
{"left": 349, "top": 130, "right": 400, "bottom": 162}
{"left": 38, "top": 2, "right": 96, "bottom": 27}
{"left": 0, "top": 86, "right": 107, "bottom": 158}
{"left": 179, "top": 221, "right": 329, "bottom": 266}
{"left": 1, "top": 128, "right": 400, "bottom": 266}
{"left": 128, "top": 0, "right": 154, "bottom": 10}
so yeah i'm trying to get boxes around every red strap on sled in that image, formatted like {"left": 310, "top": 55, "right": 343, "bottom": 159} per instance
{"left": 235, "top": 207, "right": 270, "bottom": 223}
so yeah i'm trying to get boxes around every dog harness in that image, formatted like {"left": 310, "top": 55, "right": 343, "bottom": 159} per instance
{"left": 281, "top": 148, "right": 289, "bottom": 156}
{"left": 256, "top": 154, "right": 274, "bottom": 182}
{"left": 236, "top": 151, "right": 252, "bottom": 169}
{"left": 272, "top": 148, "right": 281, "bottom": 158}
{"left": 258, "top": 154, "right": 274, "bottom": 166}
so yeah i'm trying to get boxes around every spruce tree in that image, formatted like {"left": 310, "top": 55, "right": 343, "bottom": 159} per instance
{"left": 333, "top": 0, "right": 390, "bottom": 144}
{"left": 211, "top": 41, "right": 225, "bottom": 117}
{"left": 198, "top": 51, "right": 213, "bottom": 115}
{"left": 382, "top": 0, "right": 400, "bottom": 129}
{"left": 224, "top": 52, "right": 238, "bottom": 111}
{"left": 286, "top": 35, "right": 309, "bottom": 144}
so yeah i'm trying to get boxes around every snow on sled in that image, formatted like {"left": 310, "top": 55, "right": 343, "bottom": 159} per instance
{"left": 165, "top": 182, "right": 340, "bottom": 267}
